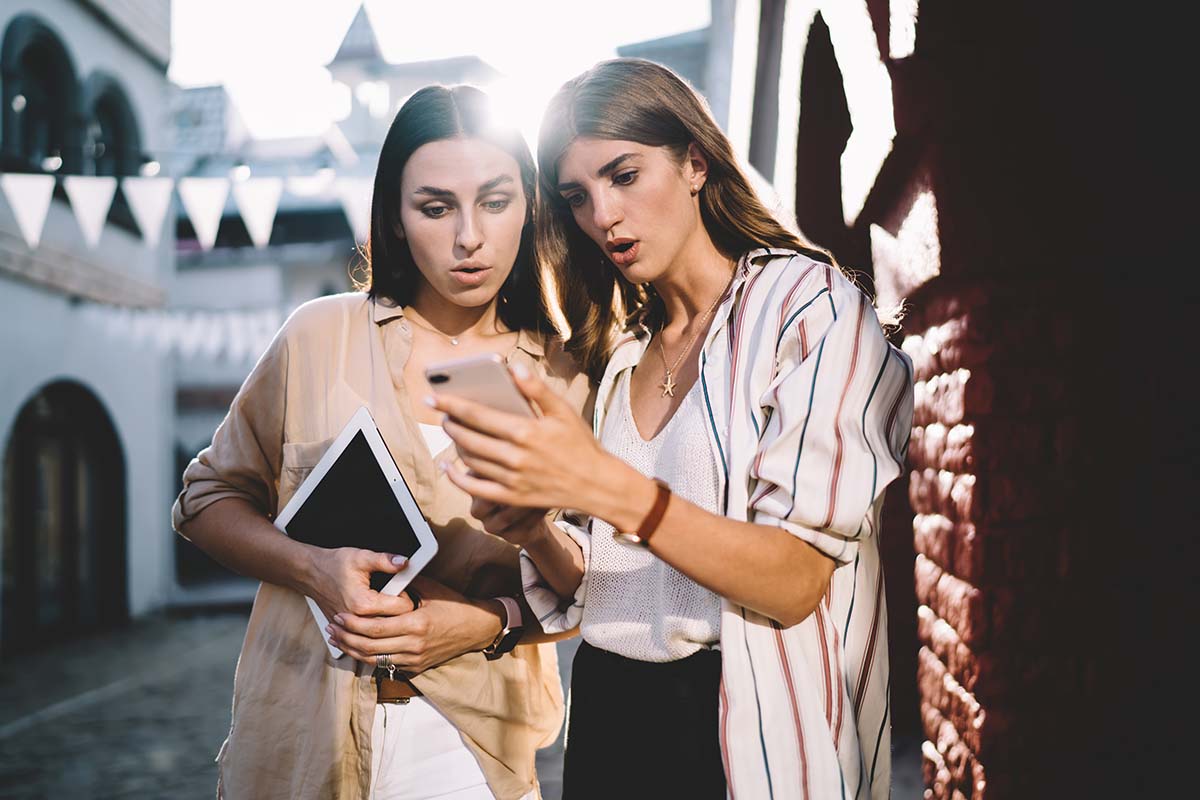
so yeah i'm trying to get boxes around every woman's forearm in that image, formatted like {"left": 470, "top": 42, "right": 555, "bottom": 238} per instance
{"left": 178, "top": 497, "right": 319, "bottom": 596}
{"left": 581, "top": 455, "right": 836, "bottom": 628}
{"left": 521, "top": 517, "right": 587, "bottom": 602}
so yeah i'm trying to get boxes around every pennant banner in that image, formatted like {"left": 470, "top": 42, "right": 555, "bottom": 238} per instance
{"left": 63, "top": 176, "right": 118, "bottom": 248}
{"left": 232, "top": 177, "right": 283, "bottom": 249}
{"left": 334, "top": 176, "right": 373, "bottom": 244}
{"left": 177, "top": 177, "right": 230, "bottom": 251}
{"left": 121, "top": 176, "right": 175, "bottom": 249}
{"left": 0, "top": 173, "right": 56, "bottom": 248}
{"left": 77, "top": 303, "right": 282, "bottom": 365}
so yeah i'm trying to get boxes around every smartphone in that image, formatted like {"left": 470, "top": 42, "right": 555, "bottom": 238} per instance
{"left": 424, "top": 353, "right": 536, "bottom": 418}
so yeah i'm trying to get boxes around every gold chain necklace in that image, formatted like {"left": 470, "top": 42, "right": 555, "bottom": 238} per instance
{"left": 405, "top": 310, "right": 463, "bottom": 346}
{"left": 654, "top": 275, "right": 733, "bottom": 397}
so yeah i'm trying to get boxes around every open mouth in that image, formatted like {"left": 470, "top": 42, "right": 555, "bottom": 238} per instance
{"left": 605, "top": 239, "right": 640, "bottom": 266}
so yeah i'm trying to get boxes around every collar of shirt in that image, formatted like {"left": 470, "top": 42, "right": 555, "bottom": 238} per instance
{"left": 596, "top": 247, "right": 796, "bottom": 427}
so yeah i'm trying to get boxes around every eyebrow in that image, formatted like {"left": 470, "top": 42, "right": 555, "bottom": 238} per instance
{"left": 556, "top": 153, "right": 640, "bottom": 193}
{"left": 413, "top": 174, "right": 515, "bottom": 199}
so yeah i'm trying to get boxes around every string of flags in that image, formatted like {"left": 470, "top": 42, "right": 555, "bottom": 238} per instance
{"left": 76, "top": 302, "right": 284, "bottom": 365}
{"left": 0, "top": 171, "right": 372, "bottom": 251}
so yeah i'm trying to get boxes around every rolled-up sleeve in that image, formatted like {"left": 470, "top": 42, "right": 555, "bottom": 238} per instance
{"left": 749, "top": 279, "right": 914, "bottom": 565}
{"left": 519, "top": 517, "right": 590, "bottom": 633}
{"left": 171, "top": 327, "right": 290, "bottom": 533}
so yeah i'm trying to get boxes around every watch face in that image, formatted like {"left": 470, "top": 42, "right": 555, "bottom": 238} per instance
{"left": 485, "top": 628, "right": 522, "bottom": 660}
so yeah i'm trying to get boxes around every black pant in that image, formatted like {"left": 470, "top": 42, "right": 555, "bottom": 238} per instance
{"left": 562, "top": 641, "right": 726, "bottom": 800}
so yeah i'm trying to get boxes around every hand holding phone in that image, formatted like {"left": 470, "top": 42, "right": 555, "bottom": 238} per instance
{"left": 424, "top": 353, "right": 536, "bottom": 418}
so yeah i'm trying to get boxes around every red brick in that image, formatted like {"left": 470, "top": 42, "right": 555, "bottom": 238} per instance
{"left": 942, "top": 424, "right": 974, "bottom": 472}
{"left": 934, "top": 569, "right": 988, "bottom": 646}
{"left": 911, "top": 468, "right": 978, "bottom": 522}
{"left": 914, "top": 554, "right": 943, "bottom": 608}
{"left": 914, "top": 513, "right": 955, "bottom": 570}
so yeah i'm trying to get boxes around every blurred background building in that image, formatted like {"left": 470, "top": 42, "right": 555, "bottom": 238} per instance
{"left": 0, "top": 0, "right": 175, "bottom": 656}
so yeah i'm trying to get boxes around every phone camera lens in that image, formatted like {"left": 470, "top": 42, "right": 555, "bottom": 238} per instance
{"left": 428, "top": 373, "right": 448, "bottom": 384}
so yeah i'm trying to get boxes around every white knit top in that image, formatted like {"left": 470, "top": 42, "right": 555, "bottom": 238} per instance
{"left": 580, "top": 369, "right": 722, "bottom": 662}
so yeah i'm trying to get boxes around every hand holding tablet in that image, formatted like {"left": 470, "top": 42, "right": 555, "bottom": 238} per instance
{"left": 273, "top": 406, "right": 439, "bottom": 659}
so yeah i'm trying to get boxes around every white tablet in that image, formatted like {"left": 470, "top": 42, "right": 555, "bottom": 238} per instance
{"left": 273, "top": 406, "right": 439, "bottom": 659}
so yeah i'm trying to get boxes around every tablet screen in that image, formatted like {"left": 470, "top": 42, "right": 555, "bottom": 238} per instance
{"left": 284, "top": 431, "right": 423, "bottom": 589}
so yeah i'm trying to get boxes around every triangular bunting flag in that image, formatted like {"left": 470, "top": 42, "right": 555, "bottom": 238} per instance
{"left": 121, "top": 176, "right": 175, "bottom": 248}
{"left": 63, "top": 176, "right": 118, "bottom": 248}
{"left": 177, "top": 177, "right": 230, "bottom": 251}
{"left": 0, "top": 173, "right": 56, "bottom": 248}
{"left": 232, "top": 177, "right": 283, "bottom": 249}
{"left": 334, "top": 176, "right": 373, "bottom": 244}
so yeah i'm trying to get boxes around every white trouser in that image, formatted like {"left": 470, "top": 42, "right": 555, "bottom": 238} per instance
{"left": 369, "top": 698, "right": 496, "bottom": 800}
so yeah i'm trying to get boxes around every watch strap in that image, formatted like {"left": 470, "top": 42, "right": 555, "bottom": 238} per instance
{"left": 614, "top": 478, "right": 671, "bottom": 548}
{"left": 482, "top": 596, "right": 524, "bottom": 659}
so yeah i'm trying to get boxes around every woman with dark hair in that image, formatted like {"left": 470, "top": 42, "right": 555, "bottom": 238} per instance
{"left": 434, "top": 60, "right": 914, "bottom": 799}
{"left": 173, "top": 85, "right": 589, "bottom": 800}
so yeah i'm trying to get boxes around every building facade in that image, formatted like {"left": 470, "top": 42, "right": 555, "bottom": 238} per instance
{"left": 0, "top": 0, "right": 175, "bottom": 656}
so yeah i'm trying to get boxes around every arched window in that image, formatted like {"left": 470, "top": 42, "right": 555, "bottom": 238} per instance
{"left": 81, "top": 73, "right": 143, "bottom": 233}
{"left": 81, "top": 73, "right": 141, "bottom": 177}
{"left": 1, "top": 14, "right": 80, "bottom": 174}
{"left": 2, "top": 382, "right": 128, "bottom": 655}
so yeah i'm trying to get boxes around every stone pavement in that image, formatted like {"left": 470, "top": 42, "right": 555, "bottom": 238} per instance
{"left": 0, "top": 611, "right": 920, "bottom": 799}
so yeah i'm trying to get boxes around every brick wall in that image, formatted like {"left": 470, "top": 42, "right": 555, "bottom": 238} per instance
{"left": 899, "top": 281, "right": 1102, "bottom": 799}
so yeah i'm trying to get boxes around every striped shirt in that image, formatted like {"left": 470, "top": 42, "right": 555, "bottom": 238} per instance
{"left": 523, "top": 249, "right": 914, "bottom": 799}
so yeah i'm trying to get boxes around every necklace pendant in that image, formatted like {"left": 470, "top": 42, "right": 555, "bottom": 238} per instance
{"left": 660, "top": 370, "right": 676, "bottom": 397}
{"left": 449, "top": 337, "right": 459, "bottom": 346}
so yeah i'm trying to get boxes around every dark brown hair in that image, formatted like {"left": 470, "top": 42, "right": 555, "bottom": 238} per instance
{"left": 361, "top": 84, "right": 551, "bottom": 335}
{"left": 536, "top": 58, "right": 834, "bottom": 381}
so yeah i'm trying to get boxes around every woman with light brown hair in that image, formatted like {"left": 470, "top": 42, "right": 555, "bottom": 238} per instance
{"left": 432, "top": 59, "right": 913, "bottom": 798}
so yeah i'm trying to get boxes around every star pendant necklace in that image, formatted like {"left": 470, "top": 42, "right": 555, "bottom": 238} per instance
{"left": 655, "top": 276, "right": 732, "bottom": 398}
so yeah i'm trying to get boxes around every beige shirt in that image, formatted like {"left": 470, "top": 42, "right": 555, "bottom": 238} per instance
{"left": 172, "top": 293, "right": 591, "bottom": 800}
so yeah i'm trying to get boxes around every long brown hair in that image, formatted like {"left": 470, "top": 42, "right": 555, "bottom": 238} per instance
{"left": 536, "top": 58, "right": 835, "bottom": 381}
{"left": 359, "top": 84, "right": 552, "bottom": 335}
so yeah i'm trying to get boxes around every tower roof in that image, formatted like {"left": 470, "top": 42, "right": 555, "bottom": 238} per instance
{"left": 327, "top": 5, "right": 382, "bottom": 65}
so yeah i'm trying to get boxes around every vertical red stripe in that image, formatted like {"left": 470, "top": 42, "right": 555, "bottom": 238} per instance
{"left": 827, "top": 596, "right": 847, "bottom": 747}
{"left": 853, "top": 565, "right": 886, "bottom": 717}
{"left": 814, "top": 601, "right": 834, "bottom": 729}
{"left": 772, "top": 622, "right": 810, "bottom": 796}
{"left": 821, "top": 293, "right": 868, "bottom": 530}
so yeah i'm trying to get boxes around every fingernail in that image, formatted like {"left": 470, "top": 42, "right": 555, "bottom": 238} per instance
{"left": 511, "top": 362, "right": 530, "bottom": 380}
{"left": 325, "top": 625, "right": 333, "bottom": 634}
{"left": 423, "top": 395, "right": 436, "bottom": 407}
{"left": 391, "top": 555, "right": 407, "bottom": 566}
{"left": 332, "top": 615, "right": 344, "bottom": 626}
